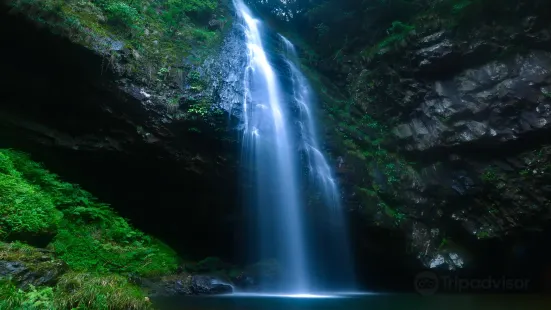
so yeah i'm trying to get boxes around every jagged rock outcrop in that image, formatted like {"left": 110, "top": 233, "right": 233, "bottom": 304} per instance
{"left": 313, "top": 1, "right": 551, "bottom": 287}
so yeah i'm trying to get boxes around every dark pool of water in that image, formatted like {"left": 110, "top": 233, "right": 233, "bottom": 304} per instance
{"left": 155, "top": 293, "right": 551, "bottom": 310}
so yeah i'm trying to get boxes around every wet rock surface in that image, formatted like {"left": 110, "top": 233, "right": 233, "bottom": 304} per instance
{"left": 141, "top": 274, "right": 233, "bottom": 297}
{"left": 320, "top": 1, "right": 551, "bottom": 286}
{"left": 393, "top": 51, "right": 551, "bottom": 152}
{"left": 191, "top": 275, "right": 233, "bottom": 295}
{"left": 0, "top": 244, "right": 68, "bottom": 289}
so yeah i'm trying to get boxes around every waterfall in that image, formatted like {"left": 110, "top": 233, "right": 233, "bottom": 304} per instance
{"left": 279, "top": 35, "right": 341, "bottom": 210}
{"left": 234, "top": 0, "right": 354, "bottom": 294}
{"left": 279, "top": 34, "right": 356, "bottom": 291}
{"left": 235, "top": 0, "right": 309, "bottom": 293}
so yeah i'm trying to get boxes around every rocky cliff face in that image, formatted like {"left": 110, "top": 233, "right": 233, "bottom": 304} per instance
{"left": 5, "top": 0, "right": 551, "bottom": 294}
{"left": 308, "top": 0, "right": 551, "bottom": 289}
{"left": 0, "top": 1, "right": 248, "bottom": 263}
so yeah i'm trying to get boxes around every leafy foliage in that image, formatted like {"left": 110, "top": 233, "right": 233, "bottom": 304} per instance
{"left": 0, "top": 149, "right": 178, "bottom": 277}
{"left": 54, "top": 272, "right": 152, "bottom": 310}
{"left": 52, "top": 220, "right": 178, "bottom": 277}
{"left": 8, "top": 0, "right": 228, "bottom": 92}
{"left": 0, "top": 269, "right": 152, "bottom": 309}
{"left": 105, "top": 1, "right": 141, "bottom": 27}
{"left": 0, "top": 280, "right": 55, "bottom": 310}
{"left": 0, "top": 150, "right": 62, "bottom": 239}
{"left": 0, "top": 279, "right": 24, "bottom": 309}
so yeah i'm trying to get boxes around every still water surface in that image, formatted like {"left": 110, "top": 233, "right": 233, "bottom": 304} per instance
{"left": 155, "top": 293, "right": 551, "bottom": 310}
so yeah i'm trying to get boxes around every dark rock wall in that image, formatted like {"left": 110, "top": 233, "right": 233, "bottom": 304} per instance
{"left": 0, "top": 5, "right": 246, "bottom": 263}
{"left": 307, "top": 0, "right": 551, "bottom": 290}
{"left": 4, "top": 0, "right": 551, "bottom": 293}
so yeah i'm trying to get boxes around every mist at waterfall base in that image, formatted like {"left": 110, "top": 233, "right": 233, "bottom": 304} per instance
{"left": 234, "top": 0, "right": 355, "bottom": 294}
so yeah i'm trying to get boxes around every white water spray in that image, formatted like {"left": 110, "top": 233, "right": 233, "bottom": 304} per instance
{"left": 234, "top": 0, "right": 355, "bottom": 294}
{"left": 279, "top": 35, "right": 341, "bottom": 209}
{"left": 235, "top": 0, "right": 309, "bottom": 293}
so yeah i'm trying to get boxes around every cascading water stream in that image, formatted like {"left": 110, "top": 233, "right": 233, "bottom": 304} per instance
{"left": 235, "top": 0, "right": 309, "bottom": 293}
{"left": 279, "top": 35, "right": 341, "bottom": 209}
{"left": 234, "top": 0, "right": 354, "bottom": 294}
{"left": 279, "top": 34, "right": 356, "bottom": 291}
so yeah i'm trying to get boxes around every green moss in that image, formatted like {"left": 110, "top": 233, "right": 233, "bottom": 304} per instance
{"left": 0, "top": 242, "right": 67, "bottom": 285}
{"left": 477, "top": 230, "right": 491, "bottom": 239}
{"left": 8, "top": 0, "right": 228, "bottom": 90}
{"left": 54, "top": 272, "right": 151, "bottom": 310}
{"left": 0, "top": 149, "right": 178, "bottom": 308}
{"left": 361, "top": 21, "right": 414, "bottom": 58}
{"left": 52, "top": 224, "right": 177, "bottom": 277}
{"left": 0, "top": 149, "right": 178, "bottom": 278}
{"left": 1, "top": 272, "right": 151, "bottom": 310}
{"left": 357, "top": 187, "right": 377, "bottom": 198}
{"left": 0, "top": 151, "right": 63, "bottom": 239}
{"left": 105, "top": 1, "right": 141, "bottom": 29}
{"left": 379, "top": 202, "right": 406, "bottom": 226}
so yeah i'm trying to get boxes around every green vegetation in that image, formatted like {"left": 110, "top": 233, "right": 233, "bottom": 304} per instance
{"left": 187, "top": 70, "right": 206, "bottom": 92}
{"left": 7, "top": 0, "right": 228, "bottom": 88}
{"left": 438, "top": 237, "right": 449, "bottom": 250}
{"left": 0, "top": 280, "right": 55, "bottom": 310}
{"left": 0, "top": 151, "right": 62, "bottom": 238}
{"left": 300, "top": 60, "right": 413, "bottom": 227}
{"left": 0, "top": 149, "right": 178, "bottom": 276}
{"left": 105, "top": 1, "right": 141, "bottom": 27}
{"left": 481, "top": 166, "right": 498, "bottom": 182}
{"left": 54, "top": 272, "right": 152, "bottom": 310}
{"left": 0, "top": 149, "right": 179, "bottom": 308}
{"left": 361, "top": 21, "right": 415, "bottom": 58}
{"left": 357, "top": 0, "right": 519, "bottom": 58}
{"left": 324, "top": 97, "right": 409, "bottom": 189}
{"left": 0, "top": 273, "right": 151, "bottom": 310}
{"left": 257, "top": 0, "right": 534, "bottom": 67}
{"left": 477, "top": 230, "right": 491, "bottom": 239}
{"left": 301, "top": 0, "right": 548, "bottom": 228}
{"left": 381, "top": 202, "right": 406, "bottom": 226}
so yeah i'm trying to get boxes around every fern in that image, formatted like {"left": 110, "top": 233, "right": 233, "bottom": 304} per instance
{"left": 0, "top": 149, "right": 178, "bottom": 276}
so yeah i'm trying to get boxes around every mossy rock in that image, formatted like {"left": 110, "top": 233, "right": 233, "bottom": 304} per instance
{"left": 0, "top": 242, "right": 68, "bottom": 289}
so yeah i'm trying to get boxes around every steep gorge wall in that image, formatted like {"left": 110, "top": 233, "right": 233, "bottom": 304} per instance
{"left": 301, "top": 0, "right": 551, "bottom": 289}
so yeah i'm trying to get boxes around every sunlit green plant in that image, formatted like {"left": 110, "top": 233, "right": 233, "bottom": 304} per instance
{"left": 0, "top": 280, "right": 55, "bottom": 310}
{"left": 105, "top": 1, "right": 140, "bottom": 26}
